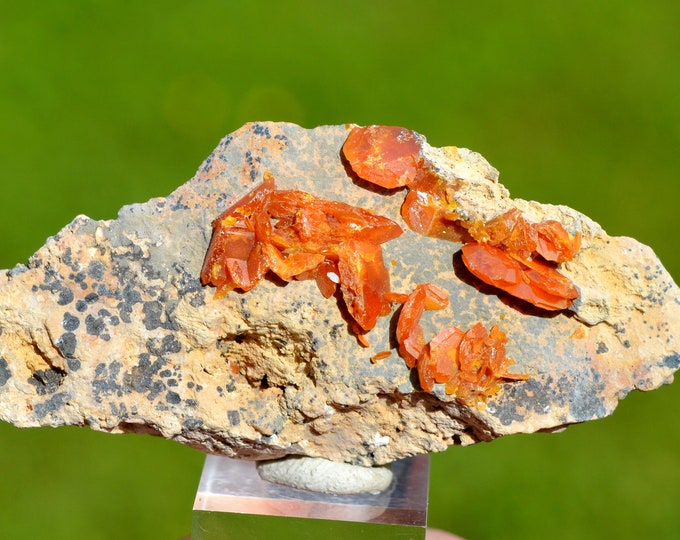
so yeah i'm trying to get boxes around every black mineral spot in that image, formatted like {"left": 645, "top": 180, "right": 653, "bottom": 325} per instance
{"left": 492, "top": 380, "right": 536, "bottom": 426}
{"left": 185, "top": 399, "right": 197, "bottom": 408}
{"left": 159, "top": 369, "right": 172, "bottom": 378}
{"left": 252, "top": 124, "right": 272, "bottom": 138}
{"left": 8, "top": 264, "right": 28, "bottom": 278}
{"left": 67, "top": 358, "right": 81, "bottom": 371}
{"left": 172, "top": 263, "right": 205, "bottom": 300}
{"left": 662, "top": 353, "right": 680, "bottom": 370}
{"left": 62, "top": 248, "right": 74, "bottom": 269}
{"left": 0, "top": 357, "right": 11, "bottom": 386}
{"left": 166, "top": 391, "right": 181, "bottom": 404}
{"left": 569, "top": 373, "right": 607, "bottom": 421}
{"left": 183, "top": 418, "right": 203, "bottom": 429}
{"left": 40, "top": 269, "right": 75, "bottom": 306}
{"left": 122, "top": 284, "right": 143, "bottom": 304}
{"left": 88, "top": 260, "right": 106, "bottom": 280}
{"left": 56, "top": 332, "right": 77, "bottom": 359}
{"left": 122, "top": 244, "right": 145, "bottom": 262}
{"left": 161, "top": 334, "right": 182, "bottom": 354}
{"left": 33, "top": 392, "right": 69, "bottom": 419}
{"left": 85, "top": 292, "right": 99, "bottom": 303}
{"left": 57, "top": 287, "right": 74, "bottom": 306}
{"left": 142, "top": 262, "right": 162, "bottom": 280}
{"left": 126, "top": 354, "right": 166, "bottom": 399}
{"left": 187, "top": 381, "right": 195, "bottom": 389}
{"left": 189, "top": 293, "right": 205, "bottom": 308}
{"left": 29, "top": 368, "right": 66, "bottom": 395}
{"left": 227, "top": 410, "right": 240, "bottom": 426}
{"left": 62, "top": 312, "right": 80, "bottom": 331}
{"left": 72, "top": 271, "right": 86, "bottom": 284}
{"left": 596, "top": 342, "right": 609, "bottom": 354}
{"left": 142, "top": 301, "right": 177, "bottom": 331}
{"left": 117, "top": 285, "right": 143, "bottom": 323}
{"left": 167, "top": 378, "right": 178, "bottom": 387}
{"left": 224, "top": 380, "right": 236, "bottom": 392}
{"left": 76, "top": 300, "right": 88, "bottom": 312}
{"left": 85, "top": 314, "right": 110, "bottom": 341}
{"left": 147, "top": 334, "right": 182, "bottom": 356}
{"left": 92, "top": 361, "right": 123, "bottom": 402}
{"left": 170, "top": 197, "right": 190, "bottom": 211}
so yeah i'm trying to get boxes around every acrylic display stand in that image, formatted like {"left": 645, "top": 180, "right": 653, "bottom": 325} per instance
{"left": 192, "top": 454, "right": 430, "bottom": 539}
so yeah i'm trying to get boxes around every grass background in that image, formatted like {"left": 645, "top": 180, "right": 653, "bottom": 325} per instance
{"left": 1, "top": 1, "right": 679, "bottom": 538}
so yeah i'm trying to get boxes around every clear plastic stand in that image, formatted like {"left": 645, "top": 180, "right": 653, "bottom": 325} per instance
{"left": 192, "top": 454, "right": 429, "bottom": 539}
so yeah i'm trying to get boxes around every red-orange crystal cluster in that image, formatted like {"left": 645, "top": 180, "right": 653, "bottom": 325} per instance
{"left": 461, "top": 208, "right": 581, "bottom": 311}
{"left": 342, "top": 125, "right": 581, "bottom": 312}
{"left": 341, "top": 124, "right": 583, "bottom": 400}
{"left": 200, "top": 172, "right": 402, "bottom": 332}
{"left": 201, "top": 125, "right": 580, "bottom": 403}
{"left": 393, "top": 284, "right": 528, "bottom": 404}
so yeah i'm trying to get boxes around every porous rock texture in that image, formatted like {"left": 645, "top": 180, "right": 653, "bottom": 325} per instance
{"left": 1, "top": 122, "right": 679, "bottom": 466}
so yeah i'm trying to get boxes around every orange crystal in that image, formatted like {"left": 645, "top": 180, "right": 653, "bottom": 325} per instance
{"left": 200, "top": 174, "right": 403, "bottom": 332}
{"left": 461, "top": 243, "right": 578, "bottom": 311}
{"left": 417, "top": 322, "right": 527, "bottom": 404}
{"left": 342, "top": 125, "right": 423, "bottom": 189}
{"left": 400, "top": 169, "right": 463, "bottom": 242}
{"left": 396, "top": 283, "right": 449, "bottom": 368}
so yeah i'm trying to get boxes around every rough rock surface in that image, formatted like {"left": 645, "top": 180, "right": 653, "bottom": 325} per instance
{"left": 1, "top": 122, "right": 679, "bottom": 466}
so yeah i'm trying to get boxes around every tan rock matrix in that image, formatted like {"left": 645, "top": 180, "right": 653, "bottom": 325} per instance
{"left": 1, "top": 122, "right": 678, "bottom": 466}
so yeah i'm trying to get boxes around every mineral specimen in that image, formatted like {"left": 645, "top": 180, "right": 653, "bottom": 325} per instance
{"left": 0, "top": 122, "right": 678, "bottom": 467}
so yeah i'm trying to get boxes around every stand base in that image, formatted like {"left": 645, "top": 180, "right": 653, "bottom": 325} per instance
{"left": 192, "top": 454, "right": 430, "bottom": 540}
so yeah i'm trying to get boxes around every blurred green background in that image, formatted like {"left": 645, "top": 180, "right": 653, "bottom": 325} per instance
{"left": 1, "top": 1, "right": 679, "bottom": 538}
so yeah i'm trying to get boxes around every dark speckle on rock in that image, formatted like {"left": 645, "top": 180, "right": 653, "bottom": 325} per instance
{"left": 227, "top": 410, "right": 240, "bottom": 426}
{"left": 39, "top": 269, "right": 76, "bottom": 306}
{"left": 146, "top": 334, "right": 182, "bottom": 356}
{"left": 142, "top": 300, "right": 177, "bottom": 331}
{"left": 57, "top": 286, "right": 74, "bottom": 306}
{"left": 62, "top": 248, "right": 75, "bottom": 270}
{"left": 85, "top": 314, "right": 110, "bottom": 341}
{"left": 569, "top": 371, "right": 607, "bottom": 421}
{"left": 166, "top": 391, "right": 181, "bottom": 404}
{"left": 0, "top": 357, "right": 11, "bottom": 386}
{"left": 67, "top": 358, "right": 81, "bottom": 371}
{"left": 29, "top": 368, "right": 65, "bottom": 396}
{"left": 183, "top": 417, "right": 203, "bottom": 429}
{"left": 142, "top": 262, "right": 162, "bottom": 280}
{"left": 56, "top": 332, "right": 77, "bottom": 359}
{"left": 126, "top": 354, "right": 166, "bottom": 400}
{"left": 88, "top": 261, "right": 106, "bottom": 280}
{"left": 33, "top": 392, "right": 69, "bottom": 419}
{"left": 92, "top": 361, "right": 123, "bottom": 402}
{"left": 62, "top": 312, "right": 80, "bottom": 331}
{"left": 663, "top": 353, "right": 680, "bottom": 370}
{"left": 170, "top": 198, "right": 190, "bottom": 211}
